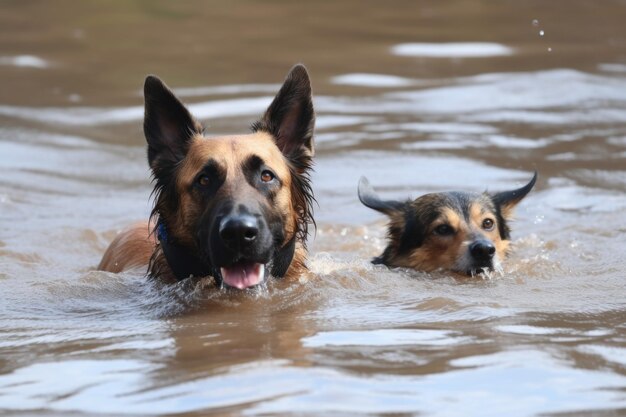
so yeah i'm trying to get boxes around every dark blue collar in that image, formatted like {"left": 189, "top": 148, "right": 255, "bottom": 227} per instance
{"left": 157, "top": 221, "right": 213, "bottom": 281}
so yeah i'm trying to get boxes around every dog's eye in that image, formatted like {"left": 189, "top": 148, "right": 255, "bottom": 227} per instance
{"left": 482, "top": 218, "right": 495, "bottom": 230}
{"left": 197, "top": 174, "right": 211, "bottom": 187}
{"left": 260, "top": 170, "right": 275, "bottom": 183}
{"left": 434, "top": 224, "right": 454, "bottom": 236}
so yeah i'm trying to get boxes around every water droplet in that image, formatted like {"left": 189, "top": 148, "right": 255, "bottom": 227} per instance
{"left": 547, "top": 47, "right": 552, "bottom": 52}
{"left": 539, "top": 30, "right": 545, "bottom": 36}
{"left": 532, "top": 19, "right": 539, "bottom": 26}
{"left": 72, "top": 29, "right": 85, "bottom": 39}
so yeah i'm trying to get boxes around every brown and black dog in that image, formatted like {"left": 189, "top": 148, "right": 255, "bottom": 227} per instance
{"left": 99, "top": 65, "right": 315, "bottom": 289}
{"left": 358, "top": 173, "right": 537, "bottom": 275}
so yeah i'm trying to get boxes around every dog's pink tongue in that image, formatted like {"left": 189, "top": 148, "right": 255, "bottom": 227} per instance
{"left": 220, "top": 262, "right": 265, "bottom": 289}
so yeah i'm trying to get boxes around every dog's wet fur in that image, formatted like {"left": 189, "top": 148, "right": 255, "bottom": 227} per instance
{"left": 358, "top": 173, "right": 537, "bottom": 275}
{"left": 99, "top": 65, "right": 315, "bottom": 289}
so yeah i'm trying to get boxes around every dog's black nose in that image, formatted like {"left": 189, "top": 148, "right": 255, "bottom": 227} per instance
{"left": 219, "top": 215, "right": 259, "bottom": 249}
{"left": 469, "top": 240, "right": 496, "bottom": 260}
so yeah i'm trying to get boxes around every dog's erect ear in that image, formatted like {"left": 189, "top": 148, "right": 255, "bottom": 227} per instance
{"left": 252, "top": 64, "right": 315, "bottom": 159}
{"left": 492, "top": 171, "right": 537, "bottom": 218}
{"left": 358, "top": 176, "right": 404, "bottom": 215}
{"left": 144, "top": 75, "right": 203, "bottom": 171}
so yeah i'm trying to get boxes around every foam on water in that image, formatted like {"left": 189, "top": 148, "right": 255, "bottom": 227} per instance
{"left": 0, "top": 55, "right": 50, "bottom": 68}
{"left": 391, "top": 42, "right": 514, "bottom": 58}
{"left": 331, "top": 73, "right": 419, "bottom": 87}
{"left": 0, "top": 97, "right": 272, "bottom": 126}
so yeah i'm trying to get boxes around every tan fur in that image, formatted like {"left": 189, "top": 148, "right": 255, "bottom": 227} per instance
{"left": 384, "top": 200, "right": 510, "bottom": 272}
{"left": 98, "top": 222, "right": 156, "bottom": 273}
{"left": 392, "top": 208, "right": 464, "bottom": 271}
{"left": 174, "top": 132, "right": 296, "bottom": 241}
{"left": 468, "top": 202, "right": 510, "bottom": 258}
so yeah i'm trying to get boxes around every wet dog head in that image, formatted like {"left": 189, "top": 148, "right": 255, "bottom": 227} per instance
{"left": 145, "top": 65, "right": 315, "bottom": 288}
{"left": 358, "top": 174, "right": 537, "bottom": 275}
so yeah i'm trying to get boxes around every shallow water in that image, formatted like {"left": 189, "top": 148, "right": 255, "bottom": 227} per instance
{"left": 1, "top": 1, "right": 626, "bottom": 416}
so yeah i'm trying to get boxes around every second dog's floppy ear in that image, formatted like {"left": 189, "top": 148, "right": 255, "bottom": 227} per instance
{"left": 358, "top": 177, "right": 404, "bottom": 215}
{"left": 144, "top": 75, "right": 203, "bottom": 172}
{"left": 492, "top": 171, "right": 538, "bottom": 218}
{"left": 253, "top": 64, "right": 315, "bottom": 160}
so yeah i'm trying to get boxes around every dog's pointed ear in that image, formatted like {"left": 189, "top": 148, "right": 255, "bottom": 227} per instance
{"left": 492, "top": 171, "right": 537, "bottom": 218}
{"left": 253, "top": 64, "right": 315, "bottom": 159}
{"left": 358, "top": 176, "right": 404, "bottom": 215}
{"left": 144, "top": 75, "right": 203, "bottom": 171}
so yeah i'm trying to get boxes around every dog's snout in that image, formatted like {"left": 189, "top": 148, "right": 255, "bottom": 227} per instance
{"left": 469, "top": 240, "right": 496, "bottom": 260}
{"left": 209, "top": 201, "right": 274, "bottom": 265}
{"left": 219, "top": 215, "right": 259, "bottom": 249}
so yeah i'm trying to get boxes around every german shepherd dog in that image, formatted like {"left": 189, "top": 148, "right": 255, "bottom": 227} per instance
{"left": 98, "top": 65, "right": 315, "bottom": 289}
{"left": 358, "top": 173, "right": 537, "bottom": 275}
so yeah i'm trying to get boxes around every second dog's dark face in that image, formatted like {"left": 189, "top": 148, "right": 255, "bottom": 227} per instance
{"left": 358, "top": 174, "right": 537, "bottom": 275}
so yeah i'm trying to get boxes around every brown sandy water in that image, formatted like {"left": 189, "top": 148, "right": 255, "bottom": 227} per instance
{"left": 1, "top": 1, "right": 625, "bottom": 416}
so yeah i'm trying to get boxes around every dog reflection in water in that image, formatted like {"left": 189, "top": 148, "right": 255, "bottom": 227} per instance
{"left": 99, "top": 65, "right": 315, "bottom": 289}
{"left": 358, "top": 173, "right": 537, "bottom": 276}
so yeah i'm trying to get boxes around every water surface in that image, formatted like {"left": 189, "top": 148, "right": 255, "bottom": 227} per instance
{"left": 1, "top": 1, "right": 625, "bottom": 416}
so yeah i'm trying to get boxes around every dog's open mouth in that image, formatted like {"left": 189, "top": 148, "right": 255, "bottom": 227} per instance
{"left": 219, "top": 262, "right": 266, "bottom": 289}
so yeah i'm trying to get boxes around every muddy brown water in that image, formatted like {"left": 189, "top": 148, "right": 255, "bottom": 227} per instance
{"left": 1, "top": 1, "right": 626, "bottom": 416}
